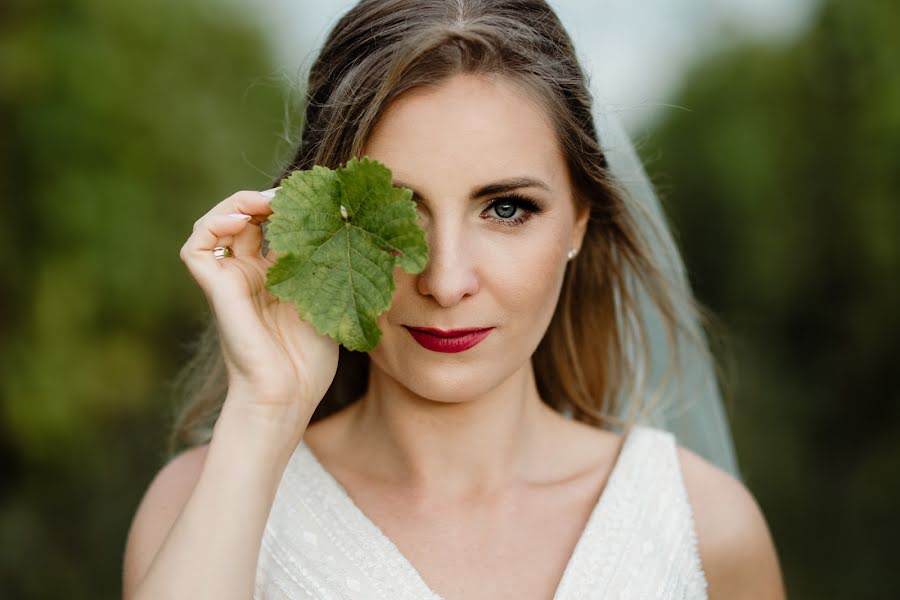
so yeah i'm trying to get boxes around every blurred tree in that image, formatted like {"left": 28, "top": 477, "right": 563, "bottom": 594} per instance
{"left": 0, "top": 0, "right": 289, "bottom": 597}
{"left": 3, "top": 0, "right": 898, "bottom": 597}
{"left": 642, "top": 0, "right": 900, "bottom": 598}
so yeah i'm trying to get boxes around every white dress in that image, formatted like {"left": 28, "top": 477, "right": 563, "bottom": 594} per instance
{"left": 254, "top": 424, "right": 708, "bottom": 599}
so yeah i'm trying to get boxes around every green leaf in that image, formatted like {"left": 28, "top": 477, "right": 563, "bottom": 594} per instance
{"left": 264, "top": 156, "right": 429, "bottom": 352}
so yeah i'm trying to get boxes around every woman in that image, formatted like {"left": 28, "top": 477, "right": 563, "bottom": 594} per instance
{"left": 123, "top": 1, "right": 785, "bottom": 598}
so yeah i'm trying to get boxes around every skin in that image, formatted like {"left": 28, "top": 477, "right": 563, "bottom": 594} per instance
{"left": 121, "top": 72, "right": 783, "bottom": 600}
{"left": 301, "top": 73, "right": 786, "bottom": 599}
{"left": 341, "top": 71, "right": 590, "bottom": 496}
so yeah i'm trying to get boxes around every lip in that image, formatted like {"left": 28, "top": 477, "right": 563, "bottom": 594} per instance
{"left": 404, "top": 326, "right": 494, "bottom": 353}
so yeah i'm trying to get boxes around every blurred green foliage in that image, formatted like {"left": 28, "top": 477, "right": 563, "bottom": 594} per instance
{"left": 1, "top": 0, "right": 898, "bottom": 598}
{"left": 0, "top": 0, "right": 286, "bottom": 597}
{"left": 641, "top": 1, "right": 900, "bottom": 597}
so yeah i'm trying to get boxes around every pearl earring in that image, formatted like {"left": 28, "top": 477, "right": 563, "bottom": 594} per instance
{"left": 567, "top": 247, "right": 578, "bottom": 261}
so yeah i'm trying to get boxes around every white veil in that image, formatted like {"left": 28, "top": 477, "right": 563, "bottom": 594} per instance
{"left": 592, "top": 104, "right": 741, "bottom": 480}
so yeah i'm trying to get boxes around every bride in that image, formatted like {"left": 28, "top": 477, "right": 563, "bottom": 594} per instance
{"left": 123, "top": 1, "right": 785, "bottom": 598}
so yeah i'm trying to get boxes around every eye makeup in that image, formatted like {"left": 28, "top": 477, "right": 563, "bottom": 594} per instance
{"left": 481, "top": 193, "right": 543, "bottom": 228}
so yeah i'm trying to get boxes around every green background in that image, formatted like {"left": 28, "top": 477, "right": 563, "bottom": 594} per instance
{"left": 1, "top": 0, "right": 897, "bottom": 597}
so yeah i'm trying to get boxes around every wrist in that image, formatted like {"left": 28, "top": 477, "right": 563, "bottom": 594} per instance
{"left": 213, "top": 396, "right": 313, "bottom": 468}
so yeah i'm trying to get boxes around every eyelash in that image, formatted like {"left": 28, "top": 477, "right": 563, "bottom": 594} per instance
{"left": 482, "top": 194, "right": 542, "bottom": 227}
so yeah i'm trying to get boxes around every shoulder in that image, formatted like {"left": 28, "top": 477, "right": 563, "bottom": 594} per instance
{"left": 672, "top": 440, "right": 786, "bottom": 600}
{"left": 122, "top": 444, "right": 210, "bottom": 598}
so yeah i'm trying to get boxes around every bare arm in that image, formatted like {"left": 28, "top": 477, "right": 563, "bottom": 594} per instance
{"left": 122, "top": 400, "right": 312, "bottom": 600}
{"left": 679, "top": 447, "right": 787, "bottom": 600}
{"left": 122, "top": 187, "right": 339, "bottom": 599}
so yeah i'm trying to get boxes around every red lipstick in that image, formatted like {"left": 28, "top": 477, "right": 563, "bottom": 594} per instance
{"left": 404, "top": 326, "right": 493, "bottom": 353}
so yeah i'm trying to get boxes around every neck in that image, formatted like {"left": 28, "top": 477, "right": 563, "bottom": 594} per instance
{"left": 340, "top": 359, "right": 562, "bottom": 500}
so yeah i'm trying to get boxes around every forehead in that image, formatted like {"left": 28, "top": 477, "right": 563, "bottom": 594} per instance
{"left": 363, "top": 74, "right": 567, "bottom": 191}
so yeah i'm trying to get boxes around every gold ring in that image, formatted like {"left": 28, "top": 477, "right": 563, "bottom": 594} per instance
{"left": 213, "top": 246, "right": 234, "bottom": 260}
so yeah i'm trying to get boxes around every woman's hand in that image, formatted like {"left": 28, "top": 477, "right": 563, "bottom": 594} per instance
{"left": 179, "top": 188, "right": 339, "bottom": 437}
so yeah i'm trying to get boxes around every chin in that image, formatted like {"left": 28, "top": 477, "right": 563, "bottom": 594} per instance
{"left": 410, "top": 367, "right": 497, "bottom": 402}
{"left": 374, "top": 354, "right": 506, "bottom": 405}
{"left": 409, "top": 385, "right": 489, "bottom": 406}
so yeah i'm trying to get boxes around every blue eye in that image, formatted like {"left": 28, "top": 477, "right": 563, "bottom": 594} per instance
{"left": 483, "top": 194, "right": 541, "bottom": 227}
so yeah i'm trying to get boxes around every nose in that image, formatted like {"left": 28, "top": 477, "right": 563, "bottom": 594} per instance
{"left": 415, "top": 220, "right": 480, "bottom": 307}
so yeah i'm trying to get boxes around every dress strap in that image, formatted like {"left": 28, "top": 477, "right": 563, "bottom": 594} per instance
{"left": 553, "top": 425, "right": 708, "bottom": 599}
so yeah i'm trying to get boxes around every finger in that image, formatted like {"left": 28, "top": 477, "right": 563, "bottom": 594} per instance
{"left": 230, "top": 219, "right": 263, "bottom": 255}
{"left": 183, "top": 185, "right": 280, "bottom": 258}
{"left": 215, "top": 188, "right": 281, "bottom": 255}
{"left": 204, "top": 188, "right": 280, "bottom": 223}
{"left": 180, "top": 212, "right": 258, "bottom": 290}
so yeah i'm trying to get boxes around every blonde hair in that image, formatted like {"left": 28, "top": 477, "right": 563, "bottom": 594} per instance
{"left": 165, "top": 0, "right": 713, "bottom": 459}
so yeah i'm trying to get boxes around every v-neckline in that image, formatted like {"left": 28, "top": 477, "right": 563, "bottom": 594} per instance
{"left": 296, "top": 426, "right": 639, "bottom": 600}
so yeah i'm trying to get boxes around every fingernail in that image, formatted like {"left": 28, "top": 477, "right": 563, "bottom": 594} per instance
{"left": 260, "top": 187, "right": 280, "bottom": 199}
{"left": 227, "top": 213, "right": 252, "bottom": 220}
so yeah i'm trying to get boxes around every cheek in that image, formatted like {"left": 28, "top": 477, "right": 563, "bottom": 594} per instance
{"left": 487, "top": 236, "right": 566, "bottom": 316}
{"left": 373, "top": 267, "right": 416, "bottom": 337}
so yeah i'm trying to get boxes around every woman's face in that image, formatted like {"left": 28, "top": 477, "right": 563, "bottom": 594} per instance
{"left": 362, "top": 73, "right": 588, "bottom": 402}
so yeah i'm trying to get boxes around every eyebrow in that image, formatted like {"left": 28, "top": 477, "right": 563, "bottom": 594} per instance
{"left": 392, "top": 176, "right": 551, "bottom": 202}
